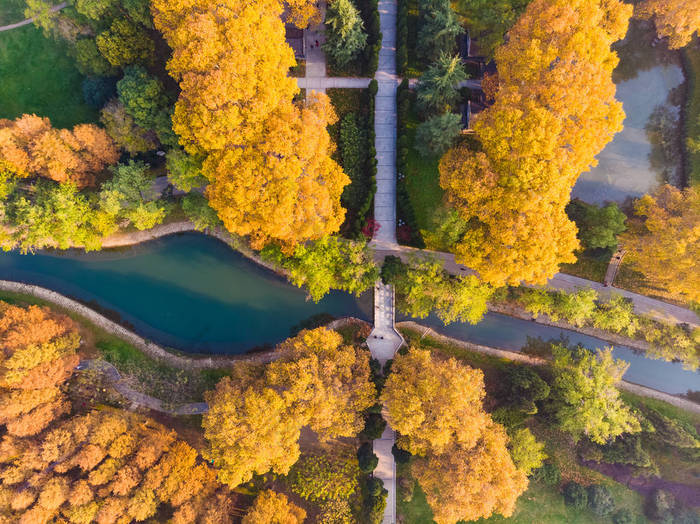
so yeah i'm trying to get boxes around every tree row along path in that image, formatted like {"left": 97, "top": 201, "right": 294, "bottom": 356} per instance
{"left": 0, "top": 1, "right": 67, "bottom": 32}
{"left": 373, "top": 246, "right": 700, "bottom": 328}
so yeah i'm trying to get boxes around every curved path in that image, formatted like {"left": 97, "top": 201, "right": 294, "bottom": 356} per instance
{"left": 82, "top": 359, "right": 209, "bottom": 415}
{"left": 0, "top": 2, "right": 67, "bottom": 32}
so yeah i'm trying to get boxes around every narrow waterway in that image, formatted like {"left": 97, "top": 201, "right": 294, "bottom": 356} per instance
{"left": 0, "top": 233, "right": 697, "bottom": 395}
{"left": 572, "top": 20, "right": 685, "bottom": 204}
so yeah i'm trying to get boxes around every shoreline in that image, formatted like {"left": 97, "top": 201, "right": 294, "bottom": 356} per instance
{"left": 397, "top": 321, "right": 700, "bottom": 414}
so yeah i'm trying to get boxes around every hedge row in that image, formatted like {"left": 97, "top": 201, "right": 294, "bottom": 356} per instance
{"left": 681, "top": 45, "right": 700, "bottom": 187}
{"left": 396, "top": 0, "right": 408, "bottom": 76}
{"left": 396, "top": 79, "right": 425, "bottom": 247}
{"left": 352, "top": 80, "right": 379, "bottom": 237}
{"left": 358, "top": 0, "right": 383, "bottom": 76}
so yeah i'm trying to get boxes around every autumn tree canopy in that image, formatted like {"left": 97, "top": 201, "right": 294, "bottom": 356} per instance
{"left": 439, "top": 0, "right": 632, "bottom": 286}
{"left": 0, "top": 409, "right": 236, "bottom": 523}
{"left": 0, "top": 114, "right": 119, "bottom": 188}
{"left": 383, "top": 348, "right": 528, "bottom": 521}
{"left": 621, "top": 185, "right": 700, "bottom": 303}
{"left": 0, "top": 302, "right": 79, "bottom": 438}
{"left": 203, "top": 328, "right": 376, "bottom": 487}
{"left": 382, "top": 347, "right": 490, "bottom": 455}
{"left": 636, "top": 0, "right": 700, "bottom": 49}
{"left": 151, "top": 0, "right": 349, "bottom": 250}
{"left": 242, "top": 489, "right": 306, "bottom": 524}
{"left": 413, "top": 426, "right": 528, "bottom": 524}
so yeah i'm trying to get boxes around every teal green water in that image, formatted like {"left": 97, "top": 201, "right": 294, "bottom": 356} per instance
{"left": 0, "top": 233, "right": 697, "bottom": 395}
{"left": 0, "top": 233, "right": 370, "bottom": 353}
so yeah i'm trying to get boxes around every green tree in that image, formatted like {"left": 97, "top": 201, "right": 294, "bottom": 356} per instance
{"left": 101, "top": 161, "right": 169, "bottom": 230}
{"left": 417, "top": 0, "right": 463, "bottom": 63}
{"left": 263, "top": 236, "right": 379, "bottom": 302}
{"left": 181, "top": 193, "right": 221, "bottom": 231}
{"left": 288, "top": 451, "right": 360, "bottom": 501}
{"left": 4, "top": 181, "right": 111, "bottom": 252}
{"left": 508, "top": 428, "right": 546, "bottom": 475}
{"left": 555, "top": 288, "right": 598, "bottom": 327}
{"left": 100, "top": 99, "right": 158, "bottom": 155}
{"left": 323, "top": 0, "right": 368, "bottom": 68}
{"left": 592, "top": 294, "right": 638, "bottom": 337}
{"left": 415, "top": 54, "right": 466, "bottom": 115}
{"left": 166, "top": 150, "right": 207, "bottom": 192}
{"left": 75, "top": 39, "right": 116, "bottom": 77}
{"left": 415, "top": 112, "right": 462, "bottom": 157}
{"left": 75, "top": 0, "right": 119, "bottom": 20}
{"left": 117, "top": 66, "right": 175, "bottom": 145}
{"left": 551, "top": 345, "right": 641, "bottom": 444}
{"left": 566, "top": 199, "right": 627, "bottom": 251}
{"left": 385, "top": 256, "right": 493, "bottom": 324}
{"left": 504, "top": 366, "right": 550, "bottom": 414}
{"left": 96, "top": 19, "right": 155, "bottom": 67}
{"left": 454, "top": 0, "right": 530, "bottom": 58}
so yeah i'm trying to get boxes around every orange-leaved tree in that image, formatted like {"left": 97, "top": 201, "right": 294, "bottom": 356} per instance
{"left": 0, "top": 409, "right": 237, "bottom": 523}
{"left": 382, "top": 348, "right": 528, "bottom": 522}
{"left": 0, "top": 114, "right": 119, "bottom": 188}
{"left": 635, "top": 0, "right": 700, "bottom": 49}
{"left": 621, "top": 185, "right": 700, "bottom": 303}
{"left": 242, "top": 489, "right": 306, "bottom": 524}
{"left": 439, "top": 0, "right": 632, "bottom": 286}
{"left": 0, "top": 302, "right": 80, "bottom": 437}
{"left": 203, "top": 327, "right": 376, "bottom": 487}
{"left": 151, "top": 0, "right": 348, "bottom": 250}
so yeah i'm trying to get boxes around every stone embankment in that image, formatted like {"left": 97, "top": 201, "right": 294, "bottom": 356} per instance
{"left": 0, "top": 280, "right": 279, "bottom": 369}
{"left": 397, "top": 322, "right": 700, "bottom": 414}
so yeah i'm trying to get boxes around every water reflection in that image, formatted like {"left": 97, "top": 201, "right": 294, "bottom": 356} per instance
{"left": 572, "top": 20, "right": 685, "bottom": 204}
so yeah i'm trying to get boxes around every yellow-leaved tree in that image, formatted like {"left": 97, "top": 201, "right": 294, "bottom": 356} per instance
{"left": 203, "top": 327, "right": 376, "bottom": 487}
{"left": 439, "top": 0, "right": 632, "bottom": 286}
{"left": 382, "top": 348, "right": 528, "bottom": 522}
{"left": 636, "top": 0, "right": 700, "bottom": 49}
{"left": 242, "top": 489, "right": 306, "bottom": 524}
{"left": 621, "top": 185, "right": 700, "bottom": 303}
{"left": 151, "top": 0, "right": 348, "bottom": 250}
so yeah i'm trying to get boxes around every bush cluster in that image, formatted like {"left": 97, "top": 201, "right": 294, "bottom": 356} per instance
{"left": 396, "top": 0, "right": 408, "bottom": 75}
{"left": 515, "top": 287, "right": 700, "bottom": 370}
{"left": 358, "top": 0, "right": 382, "bottom": 75}
{"left": 288, "top": 452, "right": 360, "bottom": 502}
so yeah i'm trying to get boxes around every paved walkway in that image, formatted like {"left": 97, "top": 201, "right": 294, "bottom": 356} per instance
{"left": 0, "top": 1, "right": 67, "bottom": 32}
{"left": 373, "top": 246, "right": 700, "bottom": 328}
{"left": 304, "top": 3, "right": 327, "bottom": 93}
{"left": 373, "top": 413, "right": 397, "bottom": 524}
{"left": 368, "top": 282, "right": 403, "bottom": 364}
{"left": 604, "top": 248, "right": 626, "bottom": 286}
{"left": 297, "top": 77, "right": 372, "bottom": 90}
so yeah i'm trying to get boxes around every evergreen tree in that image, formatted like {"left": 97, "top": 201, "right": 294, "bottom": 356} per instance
{"left": 323, "top": 0, "right": 368, "bottom": 68}
{"left": 415, "top": 54, "right": 466, "bottom": 115}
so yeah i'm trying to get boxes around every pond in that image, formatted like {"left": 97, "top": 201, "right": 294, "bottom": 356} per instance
{"left": 572, "top": 20, "right": 686, "bottom": 204}
{"left": 0, "top": 233, "right": 697, "bottom": 395}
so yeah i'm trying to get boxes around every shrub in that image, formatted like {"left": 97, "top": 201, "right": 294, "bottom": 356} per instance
{"left": 339, "top": 113, "right": 370, "bottom": 211}
{"left": 643, "top": 408, "right": 700, "bottom": 450}
{"left": 562, "top": 482, "right": 588, "bottom": 509}
{"left": 613, "top": 508, "right": 635, "bottom": 524}
{"left": 587, "top": 484, "right": 615, "bottom": 516}
{"left": 592, "top": 294, "right": 639, "bottom": 337}
{"left": 508, "top": 428, "right": 547, "bottom": 476}
{"left": 364, "top": 477, "right": 388, "bottom": 524}
{"left": 288, "top": 452, "right": 360, "bottom": 502}
{"left": 358, "top": 442, "right": 379, "bottom": 473}
{"left": 646, "top": 489, "right": 675, "bottom": 522}
{"left": 599, "top": 435, "right": 656, "bottom": 472}
{"left": 181, "top": 193, "right": 221, "bottom": 231}
{"left": 82, "top": 76, "right": 117, "bottom": 108}
{"left": 399, "top": 476, "right": 415, "bottom": 502}
{"left": 392, "top": 443, "right": 412, "bottom": 464}
{"left": 361, "top": 413, "right": 387, "bottom": 440}
{"left": 504, "top": 366, "right": 550, "bottom": 415}
{"left": 533, "top": 461, "right": 561, "bottom": 486}
{"left": 414, "top": 113, "right": 462, "bottom": 157}
{"left": 396, "top": 0, "right": 408, "bottom": 75}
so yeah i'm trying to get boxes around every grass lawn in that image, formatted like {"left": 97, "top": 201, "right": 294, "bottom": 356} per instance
{"left": 683, "top": 44, "right": 700, "bottom": 187}
{"left": 0, "top": 24, "right": 98, "bottom": 128}
{"left": 405, "top": 0, "right": 424, "bottom": 78}
{"left": 0, "top": 0, "right": 26, "bottom": 25}
{"left": 559, "top": 251, "right": 609, "bottom": 283}
{"left": 402, "top": 106, "right": 446, "bottom": 244}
